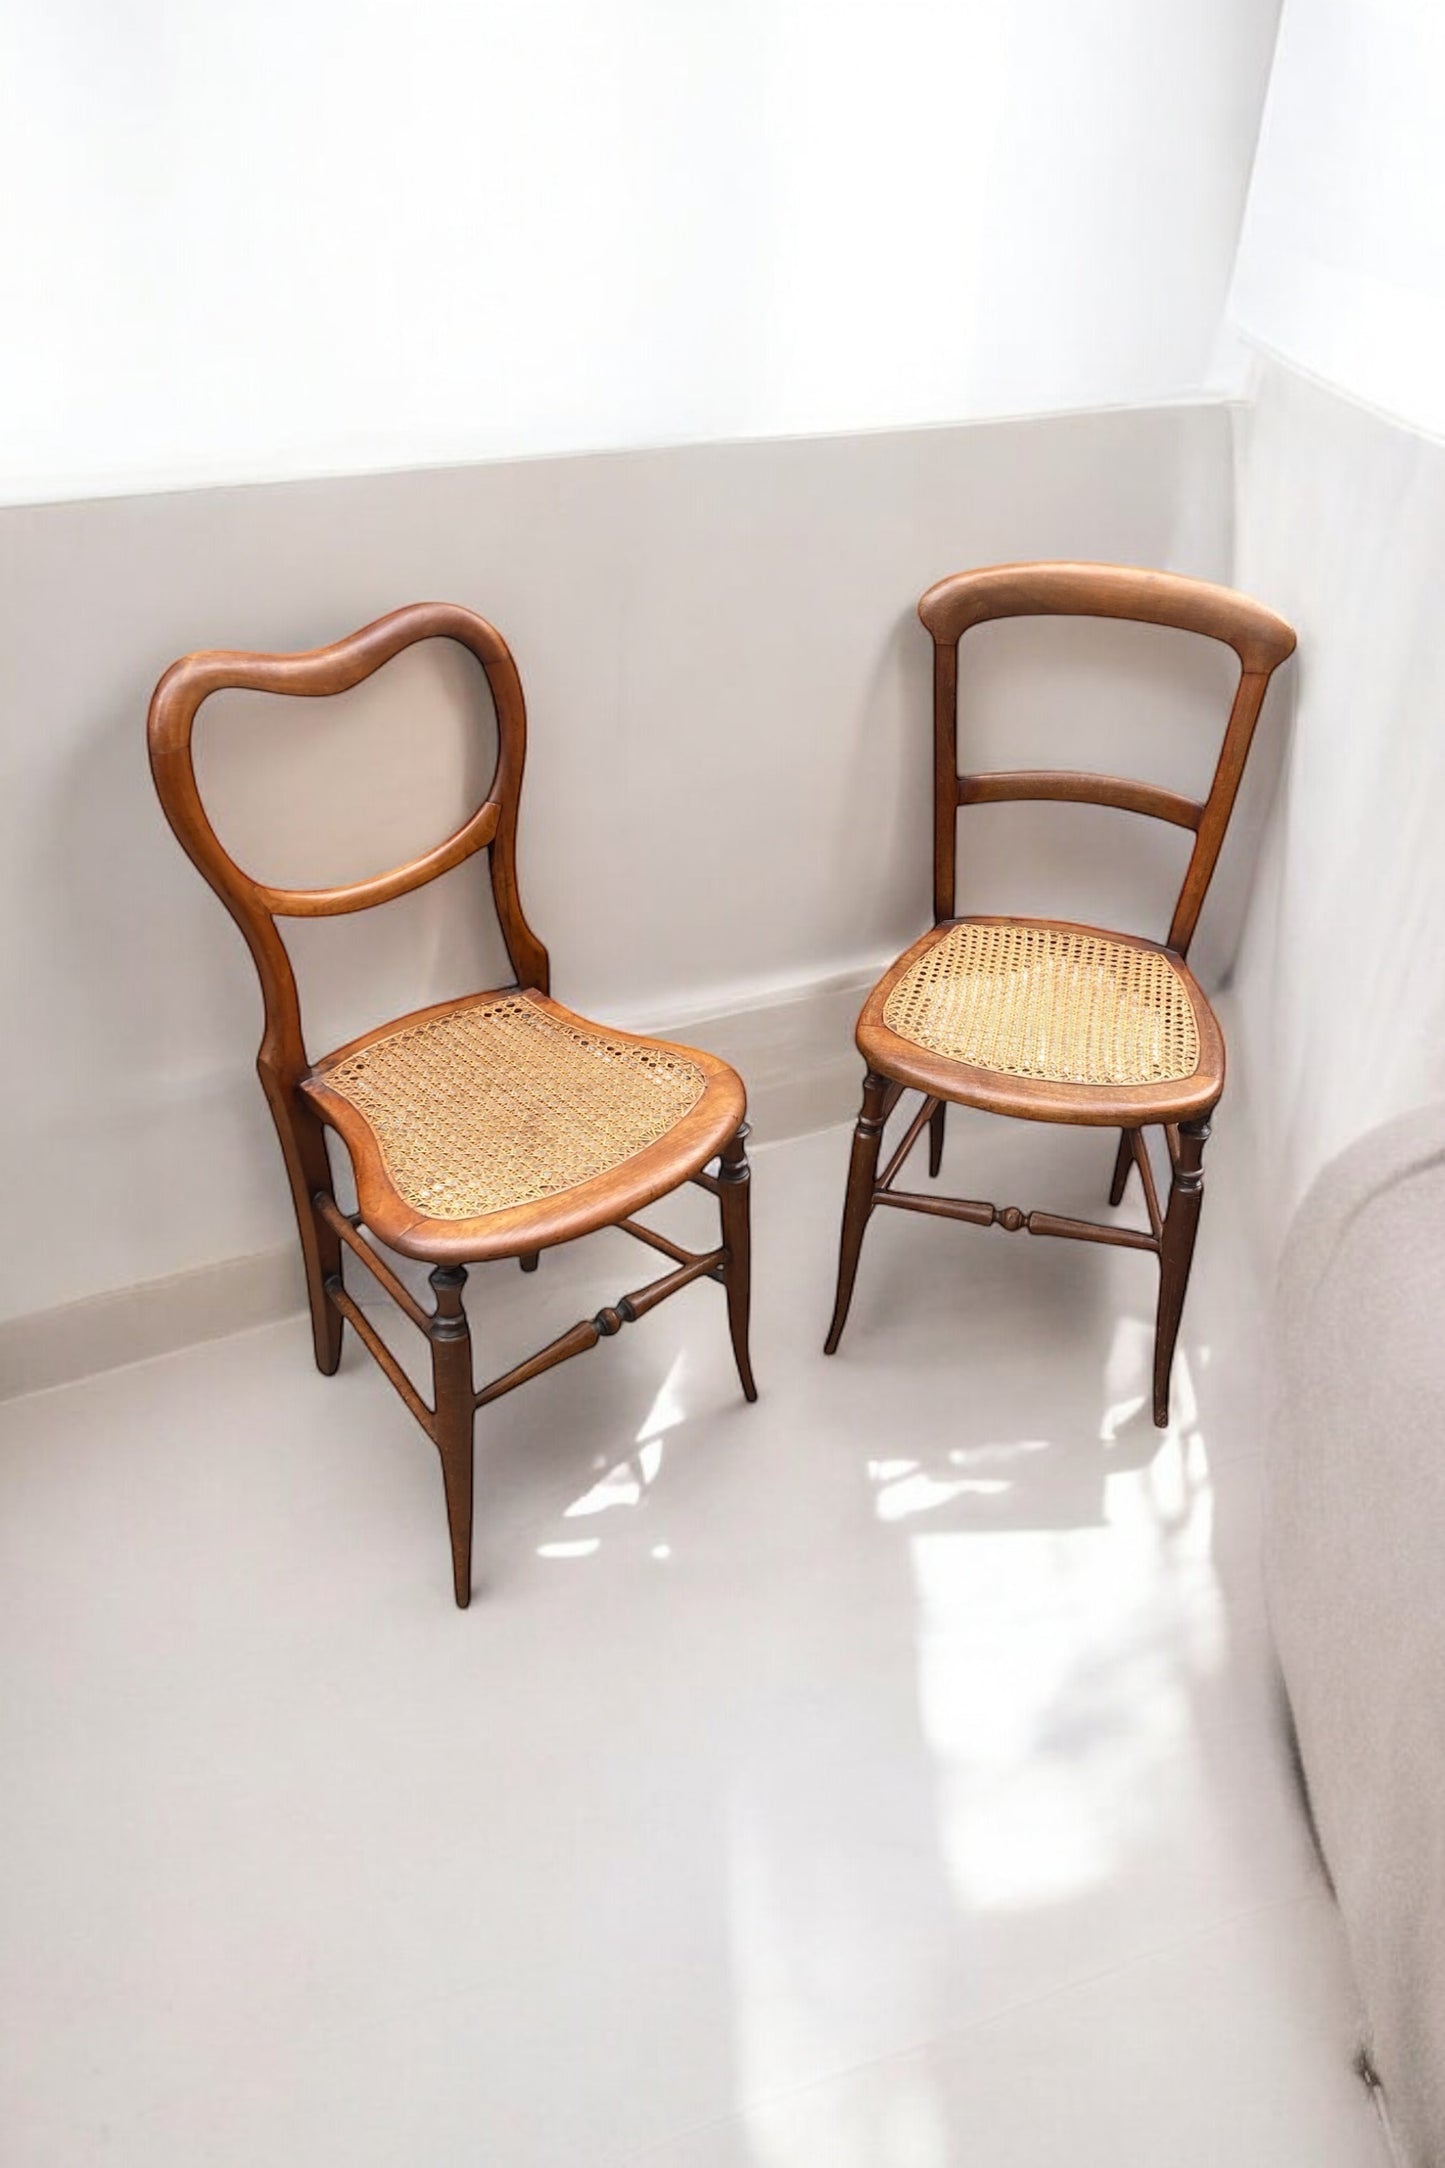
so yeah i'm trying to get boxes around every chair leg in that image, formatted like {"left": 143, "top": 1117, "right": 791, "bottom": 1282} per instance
{"left": 928, "top": 1098, "right": 947, "bottom": 1179}
{"left": 519, "top": 1251, "right": 540, "bottom": 1273}
{"left": 262, "top": 1078, "right": 344, "bottom": 1376}
{"left": 1108, "top": 1128, "right": 1134, "bottom": 1207}
{"left": 428, "top": 1265, "right": 476, "bottom": 1608}
{"left": 718, "top": 1125, "right": 758, "bottom": 1403}
{"left": 304, "top": 1194, "right": 346, "bottom": 1377}
{"left": 824, "top": 1070, "right": 890, "bottom": 1355}
{"left": 1153, "top": 1114, "right": 1210, "bottom": 1428}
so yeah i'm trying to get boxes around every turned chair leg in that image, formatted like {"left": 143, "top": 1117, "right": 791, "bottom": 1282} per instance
{"left": 428, "top": 1265, "right": 476, "bottom": 1608}
{"left": 718, "top": 1125, "right": 758, "bottom": 1402}
{"left": 1108, "top": 1128, "right": 1134, "bottom": 1208}
{"left": 824, "top": 1070, "right": 890, "bottom": 1355}
{"left": 1153, "top": 1114, "right": 1211, "bottom": 1428}
{"left": 928, "top": 1098, "right": 947, "bottom": 1179}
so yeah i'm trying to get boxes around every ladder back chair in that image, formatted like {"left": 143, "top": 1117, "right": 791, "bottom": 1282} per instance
{"left": 148, "top": 602, "right": 756, "bottom": 1606}
{"left": 825, "top": 562, "right": 1295, "bottom": 1425}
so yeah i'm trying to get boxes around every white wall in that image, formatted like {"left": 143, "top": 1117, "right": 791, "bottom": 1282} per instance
{"left": 0, "top": 0, "right": 1280, "bottom": 503}
{"left": 1229, "top": 0, "right": 1445, "bottom": 439}
{"left": 0, "top": 403, "right": 1235, "bottom": 1324}
{"left": 1230, "top": 355, "right": 1445, "bottom": 1233}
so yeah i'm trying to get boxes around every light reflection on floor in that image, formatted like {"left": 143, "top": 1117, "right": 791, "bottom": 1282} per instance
{"left": 0, "top": 1111, "right": 1389, "bottom": 2167}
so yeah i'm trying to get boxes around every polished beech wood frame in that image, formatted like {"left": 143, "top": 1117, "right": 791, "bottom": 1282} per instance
{"left": 148, "top": 602, "right": 755, "bottom": 1606}
{"left": 826, "top": 563, "right": 1295, "bottom": 1426}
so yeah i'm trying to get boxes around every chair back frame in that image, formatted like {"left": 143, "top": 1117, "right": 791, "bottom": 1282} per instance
{"left": 918, "top": 561, "right": 1297, "bottom": 957}
{"left": 147, "top": 602, "right": 758, "bottom": 1607}
{"left": 147, "top": 600, "right": 551, "bottom": 1104}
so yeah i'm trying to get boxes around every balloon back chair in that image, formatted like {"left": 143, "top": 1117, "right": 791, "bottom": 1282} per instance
{"left": 149, "top": 603, "right": 755, "bottom": 1606}
{"left": 825, "top": 563, "right": 1295, "bottom": 1425}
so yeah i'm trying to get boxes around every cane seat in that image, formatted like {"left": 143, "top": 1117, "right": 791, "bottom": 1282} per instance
{"left": 302, "top": 988, "right": 744, "bottom": 1262}
{"left": 856, "top": 914, "right": 1222, "bottom": 1127}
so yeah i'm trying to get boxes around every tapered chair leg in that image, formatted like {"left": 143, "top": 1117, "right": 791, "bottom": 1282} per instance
{"left": 1152, "top": 1114, "right": 1210, "bottom": 1428}
{"left": 263, "top": 1079, "right": 345, "bottom": 1376}
{"left": 928, "top": 1098, "right": 947, "bottom": 1179}
{"left": 304, "top": 1194, "right": 346, "bottom": 1376}
{"left": 1108, "top": 1128, "right": 1134, "bottom": 1208}
{"left": 428, "top": 1265, "right": 476, "bottom": 1608}
{"left": 824, "top": 1070, "right": 891, "bottom": 1355}
{"left": 718, "top": 1125, "right": 758, "bottom": 1402}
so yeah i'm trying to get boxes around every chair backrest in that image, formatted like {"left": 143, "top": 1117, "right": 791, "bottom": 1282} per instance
{"left": 147, "top": 601, "right": 550, "bottom": 1096}
{"left": 917, "top": 562, "right": 1297, "bottom": 957}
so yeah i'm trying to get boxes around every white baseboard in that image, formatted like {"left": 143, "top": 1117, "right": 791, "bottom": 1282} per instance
{"left": 0, "top": 963, "right": 879, "bottom": 1403}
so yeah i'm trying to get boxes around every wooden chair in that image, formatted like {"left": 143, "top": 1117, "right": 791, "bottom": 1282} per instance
{"left": 824, "top": 563, "right": 1295, "bottom": 1425}
{"left": 148, "top": 602, "right": 756, "bottom": 1606}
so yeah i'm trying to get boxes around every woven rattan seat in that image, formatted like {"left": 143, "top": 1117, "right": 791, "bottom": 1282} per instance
{"left": 313, "top": 992, "right": 708, "bottom": 1221}
{"left": 881, "top": 919, "right": 1200, "bottom": 1088}
{"left": 302, "top": 984, "right": 744, "bottom": 1263}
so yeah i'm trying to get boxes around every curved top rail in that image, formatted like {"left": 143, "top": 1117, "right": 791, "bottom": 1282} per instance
{"left": 148, "top": 599, "right": 531, "bottom": 917}
{"left": 150, "top": 600, "right": 516, "bottom": 709}
{"left": 918, "top": 562, "right": 1297, "bottom": 675}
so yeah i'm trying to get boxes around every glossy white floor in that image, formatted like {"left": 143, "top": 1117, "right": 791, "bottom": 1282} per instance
{"left": 1, "top": 1107, "right": 1390, "bottom": 2168}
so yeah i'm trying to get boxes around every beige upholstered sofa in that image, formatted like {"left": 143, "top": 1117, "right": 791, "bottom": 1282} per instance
{"left": 1269, "top": 1100, "right": 1445, "bottom": 2167}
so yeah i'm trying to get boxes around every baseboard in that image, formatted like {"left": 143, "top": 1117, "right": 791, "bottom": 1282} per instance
{"left": 0, "top": 961, "right": 880, "bottom": 1402}
{"left": 0, "top": 1245, "right": 310, "bottom": 1403}
{"left": 642, "top": 958, "right": 883, "bottom": 1147}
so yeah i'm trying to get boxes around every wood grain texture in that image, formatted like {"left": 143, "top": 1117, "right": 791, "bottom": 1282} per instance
{"left": 917, "top": 560, "right": 1297, "bottom": 674}
{"left": 957, "top": 770, "right": 1200, "bottom": 832}
{"left": 1153, "top": 1113, "right": 1210, "bottom": 1426}
{"left": 823, "top": 1070, "right": 890, "bottom": 1356}
{"left": 427, "top": 1264, "right": 476, "bottom": 1608}
{"left": 718, "top": 1125, "right": 758, "bottom": 1403}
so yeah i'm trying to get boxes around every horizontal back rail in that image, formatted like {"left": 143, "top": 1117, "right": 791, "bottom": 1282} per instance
{"left": 957, "top": 770, "right": 1201, "bottom": 832}
{"left": 257, "top": 802, "right": 501, "bottom": 919}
